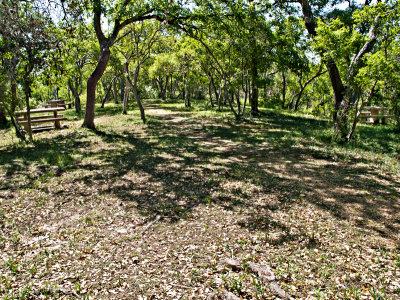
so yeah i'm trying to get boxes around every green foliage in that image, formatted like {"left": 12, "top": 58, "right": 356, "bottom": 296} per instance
{"left": 149, "top": 53, "right": 179, "bottom": 79}
{"left": 1, "top": 0, "right": 400, "bottom": 138}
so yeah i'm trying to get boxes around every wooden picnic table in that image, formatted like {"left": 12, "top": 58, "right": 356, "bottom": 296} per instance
{"left": 42, "top": 99, "right": 73, "bottom": 109}
{"left": 359, "top": 106, "right": 393, "bottom": 124}
{"left": 15, "top": 107, "right": 67, "bottom": 132}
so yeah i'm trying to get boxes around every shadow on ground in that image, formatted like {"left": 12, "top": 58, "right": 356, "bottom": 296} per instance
{"left": 0, "top": 104, "right": 399, "bottom": 241}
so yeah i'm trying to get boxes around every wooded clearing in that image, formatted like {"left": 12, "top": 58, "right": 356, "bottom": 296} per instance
{"left": 1, "top": 101, "right": 399, "bottom": 298}
{"left": 1, "top": 0, "right": 400, "bottom": 298}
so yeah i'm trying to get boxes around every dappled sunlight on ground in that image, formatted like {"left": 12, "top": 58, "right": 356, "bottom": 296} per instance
{"left": 0, "top": 102, "right": 399, "bottom": 298}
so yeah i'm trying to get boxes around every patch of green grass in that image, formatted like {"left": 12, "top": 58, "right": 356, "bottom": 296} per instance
{"left": 7, "top": 257, "right": 19, "bottom": 275}
{"left": 223, "top": 274, "right": 244, "bottom": 295}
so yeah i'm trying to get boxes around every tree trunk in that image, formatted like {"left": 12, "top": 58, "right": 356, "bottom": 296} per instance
{"left": 223, "top": 74, "right": 239, "bottom": 119}
{"left": 347, "top": 81, "right": 377, "bottom": 141}
{"left": 187, "top": 91, "right": 191, "bottom": 107}
{"left": 249, "top": 58, "right": 259, "bottom": 115}
{"left": 294, "top": 88, "right": 305, "bottom": 111}
{"left": 68, "top": 79, "right": 81, "bottom": 113}
{"left": 281, "top": 72, "right": 286, "bottom": 109}
{"left": 0, "top": 107, "right": 7, "bottom": 126}
{"left": 173, "top": 78, "right": 179, "bottom": 97}
{"left": 294, "top": 67, "right": 327, "bottom": 111}
{"left": 132, "top": 66, "right": 146, "bottom": 123}
{"left": 165, "top": 76, "right": 169, "bottom": 100}
{"left": 113, "top": 78, "right": 118, "bottom": 104}
{"left": 210, "top": 75, "right": 220, "bottom": 109}
{"left": 300, "top": 0, "right": 380, "bottom": 141}
{"left": 184, "top": 76, "right": 189, "bottom": 107}
{"left": 23, "top": 81, "right": 33, "bottom": 141}
{"left": 120, "top": 77, "right": 125, "bottom": 103}
{"left": 124, "top": 58, "right": 146, "bottom": 123}
{"left": 169, "top": 75, "right": 173, "bottom": 98}
{"left": 100, "top": 79, "right": 109, "bottom": 107}
{"left": 217, "top": 86, "right": 222, "bottom": 111}
{"left": 236, "top": 90, "right": 241, "bottom": 116}
{"left": 101, "top": 78, "right": 114, "bottom": 108}
{"left": 11, "top": 82, "right": 18, "bottom": 113}
{"left": 82, "top": 47, "right": 111, "bottom": 129}
{"left": 157, "top": 77, "right": 166, "bottom": 101}
{"left": 196, "top": 87, "right": 202, "bottom": 99}
{"left": 242, "top": 79, "right": 249, "bottom": 116}
{"left": 122, "top": 77, "right": 130, "bottom": 115}
{"left": 208, "top": 82, "right": 214, "bottom": 108}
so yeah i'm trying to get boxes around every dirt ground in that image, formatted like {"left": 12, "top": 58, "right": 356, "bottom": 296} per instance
{"left": 0, "top": 104, "right": 399, "bottom": 299}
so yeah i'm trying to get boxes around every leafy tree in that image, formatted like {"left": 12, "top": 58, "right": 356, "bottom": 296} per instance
{"left": 149, "top": 52, "right": 179, "bottom": 102}
{"left": 295, "top": 0, "right": 399, "bottom": 141}
{"left": 117, "top": 21, "right": 164, "bottom": 120}
{"left": 354, "top": 8, "right": 400, "bottom": 132}
{"left": 64, "top": 25, "right": 94, "bottom": 113}
{"left": 76, "top": 0, "right": 187, "bottom": 129}
{"left": 0, "top": 0, "right": 64, "bottom": 140}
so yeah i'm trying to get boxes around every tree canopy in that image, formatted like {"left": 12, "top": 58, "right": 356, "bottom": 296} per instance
{"left": 1, "top": 0, "right": 399, "bottom": 140}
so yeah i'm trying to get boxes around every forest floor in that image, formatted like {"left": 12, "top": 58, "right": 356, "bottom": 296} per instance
{"left": 0, "top": 100, "right": 400, "bottom": 299}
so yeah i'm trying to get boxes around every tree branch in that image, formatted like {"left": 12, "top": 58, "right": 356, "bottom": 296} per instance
{"left": 347, "top": 15, "right": 380, "bottom": 79}
{"left": 93, "top": 0, "right": 106, "bottom": 44}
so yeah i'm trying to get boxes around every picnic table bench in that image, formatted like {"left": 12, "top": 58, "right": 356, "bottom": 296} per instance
{"left": 359, "top": 106, "right": 393, "bottom": 124}
{"left": 15, "top": 107, "right": 67, "bottom": 132}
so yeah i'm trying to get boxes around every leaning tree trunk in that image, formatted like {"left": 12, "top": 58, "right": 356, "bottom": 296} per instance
{"left": 294, "top": 67, "right": 327, "bottom": 111}
{"left": 300, "top": 0, "right": 380, "bottom": 141}
{"left": 23, "top": 81, "right": 33, "bottom": 141}
{"left": 133, "top": 67, "right": 146, "bottom": 123}
{"left": 294, "top": 89, "right": 305, "bottom": 111}
{"left": 223, "top": 74, "right": 239, "bottom": 119}
{"left": 83, "top": 47, "right": 111, "bottom": 129}
{"left": 101, "top": 77, "right": 116, "bottom": 108}
{"left": 347, "top": 81, "right": 377, "bottom": 141}
{"left": 124, "top": 60, "right": 146, "bottom": 123}
{"left": 11, "top": 82, "right": 18, "bottom": 113}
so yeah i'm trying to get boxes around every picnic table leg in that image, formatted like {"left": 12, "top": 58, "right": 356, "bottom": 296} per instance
{"left": 371, "top": 110, "right": 379, "bottom": 124}
{"left": 23, "top": 113, "right": 29, "bottom": 132}
{"left": 54, "top": 111, "right": 61, "bottom": 129}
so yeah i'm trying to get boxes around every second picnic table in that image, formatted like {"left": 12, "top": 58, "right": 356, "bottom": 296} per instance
{"left": 43, "top": 99, "right": 73, "bottom": 109}
{"left": 359, "top": 106, "right": 393, "bottom": 124}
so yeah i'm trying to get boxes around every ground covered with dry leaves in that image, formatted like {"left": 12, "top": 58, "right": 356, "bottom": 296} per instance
{"left": 0, "top": 101, "right": 400, "bottom": 299}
